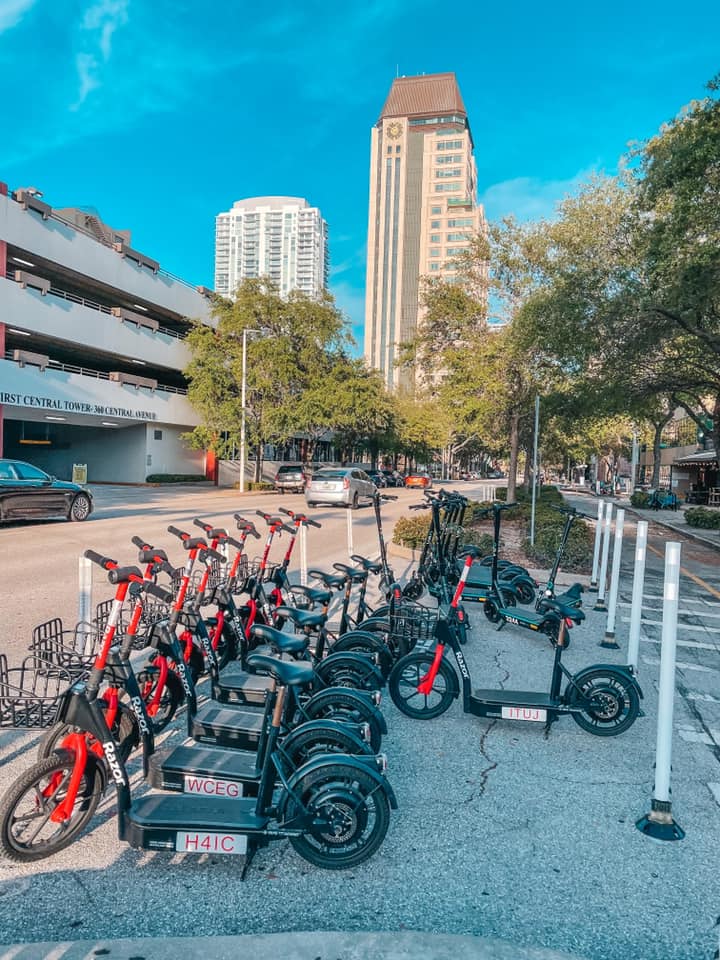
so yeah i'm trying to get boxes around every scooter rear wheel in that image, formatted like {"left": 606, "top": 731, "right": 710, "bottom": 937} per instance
{"left": 568, "top": 670, "right": 640, "bottom": 736}
{"left": 287, "top": 763, "right": 390, "bottom": 869}
{"left": 301, "top": 690, "right": 384, "bottom": 752}
{"left": 388, "top": 651, "right": 456, "bottom": 719}
{"left": 281, "top": 723, "right": 372, "bottom": 769}
{"left": 137, "top": 665, "right": 184, "bottom": 733}
{"left": 0, "top": 750, "right": 103, "bottom": 862}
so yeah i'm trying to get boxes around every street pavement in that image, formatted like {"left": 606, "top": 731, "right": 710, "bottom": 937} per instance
{"left": 1, "top": 482, "right": 719, "bottom": 960}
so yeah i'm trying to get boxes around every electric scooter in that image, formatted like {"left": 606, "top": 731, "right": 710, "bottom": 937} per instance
{"left": 389, "top": 551, "right": 643, "bottom": 736}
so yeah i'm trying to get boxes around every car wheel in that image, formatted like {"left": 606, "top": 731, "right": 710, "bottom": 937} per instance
{"left": 69, "top": 493, "right": 91, "bottom": 522}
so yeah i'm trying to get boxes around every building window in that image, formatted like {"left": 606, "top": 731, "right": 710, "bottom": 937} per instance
{"left": 430, "top": 220, "right": 441, "bottom": 229}
{"left": 435, "top": 183, "right": 461, "bottom": 192}
{"left": 447, "top": 232, "right": 470, "bottom": 241}
{"left": 430, "top": 234, "right": 441, "bottom": 242}
{"left": 429, "top": 263, "right": 441, "bottom": 271}
{"left": 437, "top": 139, "right": 463, "bottom": 150}
{"left": 429, "top": 248, "right": 440, "bottom": 257}
{"left": 154, "top": 429, "right": 163, "bottom": 440}
{"left": 448, "top": 218, "right": 474, "bottom": 227}
{"left": 395, "top": 145, "right": 401, "bottom": 153}
{"left": 431, "top": 206, "right": 442, "bottom": 214}
{"left": 387, "top": 147, "right": 392, "bottom": 155}
{"left": 447, "top": 247, "right": 468, "bottom": 256}
{"left": 436, "top": 155, "right": 463, "bottom": 164}
{"left": 436, "top": 169, "right": 461, "bottom": 178}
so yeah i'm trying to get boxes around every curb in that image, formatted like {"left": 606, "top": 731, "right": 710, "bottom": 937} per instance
{"left": 0, "top": 931, "right": 589, "bottom": 960}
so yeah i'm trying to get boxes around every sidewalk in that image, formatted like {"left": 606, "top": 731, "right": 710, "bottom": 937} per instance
{"left": 0, "top": 931, "right": 588, "bottom": 960}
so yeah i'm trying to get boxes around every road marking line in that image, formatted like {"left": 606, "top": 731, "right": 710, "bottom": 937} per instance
{"left": 621, "top": 616, "right": 720, "bottom": 634}
{"left": 687, "top": 692, "right": 720, "bottom": 703}
{"left": 642, "top": 657, "right": 716, "bottom": 672}
{"left": 639, "top": 635, "right": 720, "bottom": 651}
{"left": 618, "top": 601, "right": 720, "bottom": 618}
{"left": 646, "top": 542, "right": 720, "bottom": 600}
{"left": 677, "top": 729, "right": 715, "bottom": 745}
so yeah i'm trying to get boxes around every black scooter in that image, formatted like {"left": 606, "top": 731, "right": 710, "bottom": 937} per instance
{"left": 389, "top": 552, "right": 643, "bottom": 737}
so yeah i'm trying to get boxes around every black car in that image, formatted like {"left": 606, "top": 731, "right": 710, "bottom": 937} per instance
{"left": 380, "top": 470, "right": 402, "bottom": 488}
{"left": 365, "top": 469, "right": 388, "bottom": 488}
{"left": 0, "top": 459, "right": 93, "bottom": 522}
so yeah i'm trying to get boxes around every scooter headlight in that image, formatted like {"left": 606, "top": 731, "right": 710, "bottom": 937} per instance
{"left": 360, "top": 722, "right": 371, "bottom": 743}
{"left": 375, "top": 753, "right": 388, "bottom": 774}
{"left": 371, "top": 690, "right": 382, "bottom": 707}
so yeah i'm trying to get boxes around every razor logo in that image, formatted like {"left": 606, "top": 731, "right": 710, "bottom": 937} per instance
{"left": 103, "top": 740, "right": 126, "bottom": 785}
{"left": 454, "top": 649, "right": 470, "bottom": 679}
{"left": 176, "top": 663, "right": 193, "bottom": 697}
{"left": 130, "top": 696, "right": 150, "bottom": 736}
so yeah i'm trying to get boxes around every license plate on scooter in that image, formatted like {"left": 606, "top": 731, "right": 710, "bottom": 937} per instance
{"left": 176, "top": 831, "right": 248, "bottom": 855}
{"left": 501, "top": 706, "right": 547, "bottom": 722}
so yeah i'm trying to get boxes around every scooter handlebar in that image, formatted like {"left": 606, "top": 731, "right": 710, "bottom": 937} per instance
{"left": 380, "top": 494, "right": 398, "bottom": 501}
{"left": 84, "top": 549, "right": 116, "bottom": 570}
{"left": 131, "top": 535, "right": 152, "bottom": 549}
{"left": 167, "top": 525, "right": 190, "bottom": 540}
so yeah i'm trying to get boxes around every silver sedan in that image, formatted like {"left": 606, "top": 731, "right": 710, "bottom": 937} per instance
{"left": 305, "top": 467, "right": 376, "bottom": 509}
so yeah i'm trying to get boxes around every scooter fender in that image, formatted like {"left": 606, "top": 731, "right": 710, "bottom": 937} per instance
{"left": 309, "top": 687, "right": 388, "bottom": 735}
{"left": 318, "top": 650, "right": 385, "bottom": 687}
{"left": 282, "top": 753, "right": 399, "bottom": 812}
{"left": 571, "top": 664, "right": 644, "bottom": 700}
{"left": 335, "top": 629, "right": 390, "bottom": 650}
{"left": 281, "top": 718, "right": 371, "bottom": 751}
{"left": 354, "top": 617, "right": 390, "bottom": 634}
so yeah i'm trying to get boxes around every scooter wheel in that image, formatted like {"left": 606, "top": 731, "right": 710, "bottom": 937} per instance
{"left": 301, "top": 690, "right": 384, "bottom": 752}
{"left": 388, "top": 651, "right": 456, "bottom": 719}
{"left": 136, "top": 666, "right": 184, "bottom": 733}
{"left": 402, "top": 579, "right": 425, "bottom": 601}
{"left": 483, "top": 599, "right": 501, "bottom": 623}
{"left": 513, "top": 581, "right": 536, "bottom": 606}
{"left": 38, "top": 701, "right": 137, "bottom": 762}
{"left": 568, "top": 670, "right": 640, "bottom": 736}
{"left": 0, "top": 749, "right": 103, "bottom": 863}
{"left": 281, "top": 723, "right": 372, "bottom": 769}
{"left": 286, "top": 763, "right": 391, "bottom": 869}
{"left": 314, "top": 654, "right": 384, "bottom": 692}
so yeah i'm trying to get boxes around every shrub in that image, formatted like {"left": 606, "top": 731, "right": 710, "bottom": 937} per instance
{"left": 495, "top": 484, "right": 562, "bottom": 505}
{"left": 523, "top": 521, "right": 593, "bottom": 572}
{"left": 460, "top": 530, "right": 494, "bottom": 556}
{"left": 685, "top": 507, "right": 720, "bottom": 529}
{"left": 145, "top": 473, "right": 207, "bottom": 483}
{"left": 630, "top": 491, "right": 651, "bottom": 508}
{"left": 246, "top": 481, "right": 275, "bottom": 492}
{"left": 392, "top": 515, "right": 431, "bottom": 550}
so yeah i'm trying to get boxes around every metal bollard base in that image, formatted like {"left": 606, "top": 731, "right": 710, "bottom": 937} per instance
{"left": 593, "top": 600, "right": 608, "bottom": 612}
{"left": 636, "top": 799, "right": 685, "bottom": 841}
{"left": 600, "top": 631, "right": 620, "bottom": 649}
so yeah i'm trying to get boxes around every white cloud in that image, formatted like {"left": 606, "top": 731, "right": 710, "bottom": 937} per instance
{"left": 479, "top": 169, "right": 597, "bottom": 223}
{"left": 0, "top": 0, "right": 36, "bottom": 33}
{"left": 71, "top": 0, "right": 129, "bottom": 109}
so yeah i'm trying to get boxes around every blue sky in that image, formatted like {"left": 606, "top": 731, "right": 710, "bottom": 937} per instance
{"left": 2, "top": 0, "right": 718, "bottom": 345}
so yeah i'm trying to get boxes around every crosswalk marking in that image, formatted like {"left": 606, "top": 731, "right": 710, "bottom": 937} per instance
{"left": 639, "top": 635, "right": 720, "bottom": 651}
{"left": 642, "top": 656, "right": 716, "bottom": 672}
{"left": 622, "top": 616, "right": 720, "bottom": 634}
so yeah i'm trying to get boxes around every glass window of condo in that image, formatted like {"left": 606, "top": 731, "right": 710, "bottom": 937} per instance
{"left": 430, "top": 234, "right": 441, "bottom": 242}
{"left": 435, "top": 183, "right": 460, "bottom": 192}
{"left": 448, "top": 218, "right": 474, "bottom": 227}
{"left": 447, "top": 247, "right": 468, "bottom": 256}
{"left": 436, "top": 155, "right": 463, "bottom": 164}
{"left": 430, "top": 220, "right": 441, "bottom": 228}
{"left": 437, "top": 140, "right": 463, "bottom": 150}
{"left": 447, "top": 232, "right": 470, "bottom": 241}
{"left": 429, "top": 263, "right": 440, "bottom": 271}
{"left": 430, "top": 248, "right": 440, "bottom": 257}
{"left": 436, "top": 169, "right": 461, "bottom": 178}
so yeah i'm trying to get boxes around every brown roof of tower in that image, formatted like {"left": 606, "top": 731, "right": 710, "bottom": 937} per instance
{"left": 378, "top": 72, "right": 467, "bottom": 121}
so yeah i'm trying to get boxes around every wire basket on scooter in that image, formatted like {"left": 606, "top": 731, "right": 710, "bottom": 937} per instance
{"left": 388, "top": 597, "right": 438, "bottom": 657}
{"left": 28, "top": 617, "right": 103, "bottom": 677}
{"left": 0, "top": 653, "right": 73, "bottom": 728}
{"left": 247, "top": 558, "right": 281, "bottom": 585}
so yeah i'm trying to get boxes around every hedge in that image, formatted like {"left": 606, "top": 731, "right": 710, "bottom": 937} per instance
{"left": 685, "top": 507, "right": 720, "bottom": 530}
{"left": 392, "top": 515, "right": 431, "bottom": 550}
{"left": 146, "top": 473, "right": 207, "bottom": 483}
{"left": 630, "top": 491, "right": 651, "bottom": 508}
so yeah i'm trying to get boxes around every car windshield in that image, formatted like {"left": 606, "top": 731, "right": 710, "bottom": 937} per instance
{"left": 313, "top": 470, "right": 346, "bottom": 479}
{"left": 14, "top": 462, "right": 49, "bottom": 481}
{"left": 278, "top": 466, "right": 302, "bottom": 473}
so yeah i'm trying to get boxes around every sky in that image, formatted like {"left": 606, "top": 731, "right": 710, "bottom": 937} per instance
{"left": 1, "top": 0, "right": 719, "bottom": 347}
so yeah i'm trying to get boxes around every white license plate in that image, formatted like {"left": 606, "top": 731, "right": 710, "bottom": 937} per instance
{"left": 183, "top": 774, "right": 243, "bottom": 798}
{"left": 501, "top": 706, "right": 547, "bottom": 722}
{"left": 176, "top": 831, "right": 248, "bottom": 855}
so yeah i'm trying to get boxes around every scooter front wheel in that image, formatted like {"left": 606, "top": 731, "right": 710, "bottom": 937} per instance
{"left": 567, "top": 669, "right": 640, "bottom": 736}
{"left": 287, "top": 763, "right": 390, "bottom": 869}
{"left": 38, "top": 701, "right": 137, "bottom": 762}
{"left": 0, "top": 749, "right": 103, "bottom": 862}
{"left": 388, "top": 651, "right": 456, "bottom": 719}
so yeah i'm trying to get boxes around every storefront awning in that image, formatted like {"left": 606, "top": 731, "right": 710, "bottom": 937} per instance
{"left": 673, "top": 450, "right": 718, "bottom": 467}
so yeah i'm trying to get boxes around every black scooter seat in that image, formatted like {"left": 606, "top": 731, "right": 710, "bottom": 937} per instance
{"left": 246, "top": 653, "right": 315, "bottom": 686}
{"left": 274, "top": 606, "right": 325, "bottom": 629}
{"left": 309, "top": 570, "right": 346, "bottom": 589}
{"left": 129, "top": 793, "right": 266, "bottom": 831}
{"left": 250, "top": 623, "right": 308, "bottom": 653}
{"left": 539, "top": 598, "right": 586, "bottom": 623}
{"left": 292, "top": 585, "right": 332, "bottom": 605}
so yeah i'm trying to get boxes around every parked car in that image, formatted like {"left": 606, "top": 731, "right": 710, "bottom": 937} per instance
{"left": 486, "top": 469, "right": 505, "bottom": 479}
{"left": 273, "top": 463, "right": 308, "bottom": 493}
{"left": 404, "top": 472, "right": 433, "bottom": 489}
{"left": 0, "top": 459, "right": 93, "bottom": 522}
{"left": 365, "top": 469, "right": 387, "bottom": 488}
{"left": 305, "top": 467, "right": 376, "bottom": 509}
{"left": 381, "top": 469, "right": 403, "bottom": 488}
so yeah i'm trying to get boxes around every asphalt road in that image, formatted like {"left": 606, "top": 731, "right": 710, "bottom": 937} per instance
{"left": 1, "top": 482, "right": 719, "bottom": 960}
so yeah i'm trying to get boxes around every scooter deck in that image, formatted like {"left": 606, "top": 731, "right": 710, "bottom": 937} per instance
{"left": 473, "top": 689, "right": 555, "bottom": 707}
{"left": 123, "top": 793, "right": 267, "bottom": 869}
{"left": 215, "top": 661, "right": 271, "bottom": 705}
{"left": 192, "top": 703, "right": 264, "bottom": 750}
{"left": 149, "top": 743, "right": 260, "bottom": 795}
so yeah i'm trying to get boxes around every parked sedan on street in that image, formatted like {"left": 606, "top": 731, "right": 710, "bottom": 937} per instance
{"left": 305, "top": 467, "right": 376, "bottom": 509}
{"left": 273, "top": 463, "right": 308, "bottom": 493}
{"left": 404, "top": 472, "right": 433, "bottom": 489}
{"left": 0, "top": 459, "right": 93, "bottom": 522}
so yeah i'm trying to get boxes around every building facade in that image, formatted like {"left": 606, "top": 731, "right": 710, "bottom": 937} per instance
{"left": 0, "top": 181, "right": 216, "bottom": 483}
{"left": 364, "top": 72, "right": 486, "bottom": 390}
{"left": 214, "top": 196, "right": 329, "bottom": 299}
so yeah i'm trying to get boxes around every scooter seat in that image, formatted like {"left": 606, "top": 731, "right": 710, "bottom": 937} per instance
{"left": 309, "top": 569, "right": 346, "bottom": 589}
{"left": 250, "top": 624, "right": 308, "bottom": 654}
{"left": 275, "top": 606, "right": 326, "bottom": 629}
{"left": 292, "top": 585, "right": 332, "bottom": 606}
{"left": 539, "top": 598, "right": 586, "bottom": 623}
{"left": 333, "top": 563, "right": 368, "bottom": 584}
{"left": 245, "top": 653, "right": 314, "bottom": 687}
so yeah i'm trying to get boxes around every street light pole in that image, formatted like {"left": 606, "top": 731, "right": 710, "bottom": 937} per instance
{"left": 239, "top": 328, "right": 262, "bottom": 494}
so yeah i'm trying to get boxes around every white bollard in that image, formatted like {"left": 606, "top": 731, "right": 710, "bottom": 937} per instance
{"left": 627, "top": 521, "right": 648, "bottom": 673}
{"left": 77, "top": 556, "right": 93, "bottom": 650}
{"left": 602, "top": 508, "right": 625, "bottom": 648}
{"left": 590, "top": 500, "right": 605, "bottom": 590}
{"left": 593, "top": 504, "right": 613, "bottom": 611}
{"left": 346, "top": 507, "right": 354, "bottom": 559}
{"left": 636, "top": 541, "right": 685, "bottom": 841}
{"left": 300, "top": 523, "right": 308, "bottom": 587}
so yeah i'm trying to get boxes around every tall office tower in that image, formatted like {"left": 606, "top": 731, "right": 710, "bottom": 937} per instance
{"left": 214, "top": 196, "right": 329, "bottom": 299}
{"left": 364, "top": 72, "right": 486, "bottom": 390}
